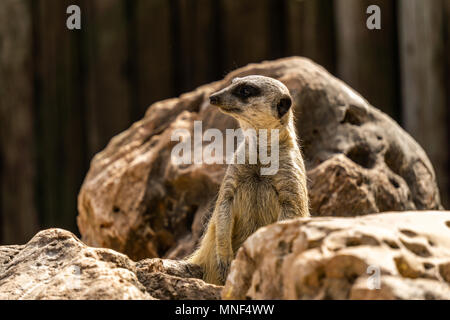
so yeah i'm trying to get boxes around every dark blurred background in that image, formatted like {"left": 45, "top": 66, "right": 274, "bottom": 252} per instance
{"left": 0, "top": 0, "right": 449, "bottom": 245}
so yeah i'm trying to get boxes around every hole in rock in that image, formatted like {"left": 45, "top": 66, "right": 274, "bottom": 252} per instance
{"left": 346, "top": 145, "right": 376, "bottom": 169}
{"left": 399, "top": 229, "right": 417, "bottom": 237}
{"left": 384, "top": 146, "right": 403, "bottom": 176}
{"left": 389, "top": 177, "right": 400, "bottom": 189}
{"left": 400, "top": 239, "right": 431, "bottom": 257}
{"left": 383, "top": 239, "right": 400, "bottom": 249}
{"left": 423, "top": 263, "right": 434, "bottom": 270}
{"left": 340, "top": 108, "right": 362, "bottom": 126}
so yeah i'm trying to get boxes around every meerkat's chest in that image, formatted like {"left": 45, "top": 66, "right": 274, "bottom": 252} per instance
{"left": 230, "top": 167, "right": 281, "bottom": 235}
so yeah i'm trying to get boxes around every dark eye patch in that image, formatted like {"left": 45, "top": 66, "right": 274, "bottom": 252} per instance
{"left": 232, "top": 84, "right": 261, "bottom": 100}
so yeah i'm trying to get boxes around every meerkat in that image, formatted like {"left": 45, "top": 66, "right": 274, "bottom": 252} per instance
{"left": 187, "top": 75, "right": 309, "bottom": 285}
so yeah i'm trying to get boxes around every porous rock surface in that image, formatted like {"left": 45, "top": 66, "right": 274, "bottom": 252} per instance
{"left": 222, "top": 211, "right": 450, "bottom": 300}
{"left": 0, "top": 229, "right": 221, "bottom": 300}
{"left": 77, "top": 57, "right": 442, "bottom": 261}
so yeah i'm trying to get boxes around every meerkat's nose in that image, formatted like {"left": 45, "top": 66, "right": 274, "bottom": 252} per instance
{"left": 209, "top": 94, "right": 221, "bottom": 106}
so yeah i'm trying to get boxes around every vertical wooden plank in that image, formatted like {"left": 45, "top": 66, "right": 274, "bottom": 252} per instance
{"left": 286, "top": 0, "right": 336, "bottom": 74}
{"left": 176, "top": 0, "right": 218, "bottom": 93}
{"left": 83, "top": 0, "right": 131, "bottom": 157}
{"left": 0, "top": 0, "right": 38, "bottom": 244}
{"left": 220, "top": 0, "right": 272, "bottom": 71}
{"left": 334, "top": 0, "right": 399, "bottom": 119}
{"left": 267, "top": 0, "right": 287, "bottom": 60}
{"left": 134, "top": 0, "right": 174, "bottom": 116}
{"left": 445, "top": 0, "right": 450, "bottom": 208}
{"left": 34, "top": 0, "right": 85, "bottom": 232}
{"left": 399, "top": 0, "right": 448, "bottom": 207}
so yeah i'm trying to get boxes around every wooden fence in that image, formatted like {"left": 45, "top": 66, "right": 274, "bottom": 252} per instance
{"left": 0, "top": 0, "right": 449, "bottom": 244}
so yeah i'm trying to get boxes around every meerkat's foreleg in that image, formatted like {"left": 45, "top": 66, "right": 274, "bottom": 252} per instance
{"left": 214, "top": 193, "right": 234, "bottom": 284}
{"left": 275, "top": 168, "right": 309, "bottom": 220}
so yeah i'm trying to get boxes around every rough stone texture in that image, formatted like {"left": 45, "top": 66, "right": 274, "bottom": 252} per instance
{"left": 77, "top": 57, "right": 442, "bottom": 261}
{"left": 0, "top": 229, "right": 221, "bottom": 300}
{"left": 308, "top": 155, "right": 413, "bottom": 216}
{"left": 222, "top": 211, "right": 450, "bottom": 300}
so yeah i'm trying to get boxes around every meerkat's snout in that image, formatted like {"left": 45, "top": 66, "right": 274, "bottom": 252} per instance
{"left": 209, "top": 87, "right": 242, "bottom": 114}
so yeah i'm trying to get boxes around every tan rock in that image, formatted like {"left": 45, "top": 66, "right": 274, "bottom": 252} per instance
{"left": 134, "top": 258, "right": 221, "bottom": 299}
{"left": 77, "top": 57, "right": 442, "bottom": 261}
{"left": 0, "top": 229, "right": 221, "bottom": 300}
{"left": 222, "top": 211, "right": 450, "bottom": 300}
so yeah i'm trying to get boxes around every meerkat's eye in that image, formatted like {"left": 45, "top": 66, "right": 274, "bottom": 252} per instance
{"left": 240, "top": 87, "right": 250, "bottom": 97}
{"left": 233, "top": 84, "right": 260, "bottom": 100}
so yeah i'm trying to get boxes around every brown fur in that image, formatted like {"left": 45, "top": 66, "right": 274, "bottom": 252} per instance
{"left": 187, "top": 76, "right": 309, "bottom": 285}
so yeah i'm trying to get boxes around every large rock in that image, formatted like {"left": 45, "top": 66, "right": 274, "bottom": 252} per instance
{"left": 222, "top": 211, "right": 450, "bottom": 300}
{"left": 77, "top": 57, "right": 442, "bottom": 261}
{"left": 0, "top": 229, "right": 221, "bottom": 300}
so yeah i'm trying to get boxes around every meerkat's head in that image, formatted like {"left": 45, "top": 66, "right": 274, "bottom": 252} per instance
{"left": 209, "top": 75, "right": 293, "bottom": 129}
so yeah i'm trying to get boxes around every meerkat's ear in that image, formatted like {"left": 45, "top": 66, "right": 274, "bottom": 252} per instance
{"left": 276, "top": 96, "right": 292, "bottom": 118}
